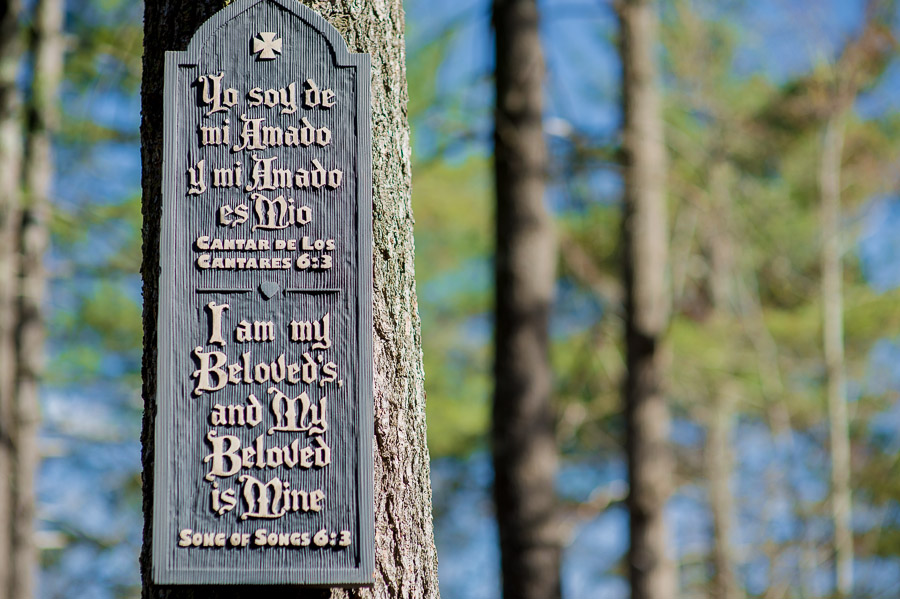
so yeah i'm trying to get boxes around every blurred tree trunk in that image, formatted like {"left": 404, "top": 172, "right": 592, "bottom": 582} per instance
{"left": 705, "top": 163, "right": 739, "bottom": 599}
{"left": 707, "top": 390, "right": 737, "bottom": 599}
{"left": 817, "top": 9, "right": 884, "bottom": 595}
{"left": 140, "top": 1, "right": 440, "bottom": 598}
{"left": 617, "top": 1, "right": 675, "bottom": 598}
{"left": 491, "top": 1, "right": 561, "bottom": 599}
{"left": 817, "top": 6, "right": 896, "bottom": 594}
{"left": 748, "top": 3, "right": 894, "bottom": 593}
{"left": 11, "top": 1, "right": 65, "bottom": 597}
{"left": 820, "top": 110, "right": 852, "bottom": 599}
{"left": 0, "top": 0, "right": 23, "bottom": 596}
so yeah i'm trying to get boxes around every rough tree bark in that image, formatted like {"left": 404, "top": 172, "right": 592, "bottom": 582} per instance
{"left": 11, "top": 2, "right": 64, "bottom": 598}
{"left": 491, "top": 1, "right": 561, "bottom": 598}
{"left": 140, "top": 1, "right": 439, "bottom": 597}
{"left": 0, "top": 1, "right": 23, "bottom": 596}
{"left": 617, "top": 1, "right": 676, "bottom": 598}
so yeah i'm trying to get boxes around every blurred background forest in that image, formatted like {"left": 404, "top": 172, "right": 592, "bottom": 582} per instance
{"left": 2, "top": 0, "right": 900, "bottom": 597}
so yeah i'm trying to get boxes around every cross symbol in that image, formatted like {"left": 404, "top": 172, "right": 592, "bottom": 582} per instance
{"left": 253, "top": 32, "right": 282, "bottom": 60}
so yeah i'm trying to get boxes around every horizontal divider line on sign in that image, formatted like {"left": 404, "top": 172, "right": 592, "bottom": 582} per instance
{"left": 285, "top": 288, "right": 341, "bottom": 293}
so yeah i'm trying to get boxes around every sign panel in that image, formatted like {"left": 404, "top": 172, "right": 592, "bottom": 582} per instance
{"left": 152, "top": 0, "right": 373, "bottom": 585}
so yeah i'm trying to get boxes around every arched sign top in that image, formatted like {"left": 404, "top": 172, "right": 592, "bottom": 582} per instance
{"left": 179, "top": 0, "right": 360, "bottom": 67}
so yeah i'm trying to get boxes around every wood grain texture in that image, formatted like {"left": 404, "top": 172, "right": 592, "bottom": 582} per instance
{"left": 154, "top": 0, "right": 373, "bottom": 585}
{"left": 142, "top": 0, "right": 439, "bottom": 596}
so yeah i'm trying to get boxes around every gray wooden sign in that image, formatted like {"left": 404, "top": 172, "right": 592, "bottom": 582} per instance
{"left": 152, "top": 0, "right": 373, "bottom": 585}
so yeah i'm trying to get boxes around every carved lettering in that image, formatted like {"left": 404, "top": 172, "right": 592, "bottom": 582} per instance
{"left": 198, "top": 72, "right": 239, "bottom": 117}
{"left": 245, "top": 154, "right": 343, "bottom": 192}
{"left": 187, "top": 159, "right": 207, "bottom": 195}
{"left": 199, "top": 120, "right": 230, "bottom": 146}
{"left": 290, "top": 312, "right": 331, "bottom": 349}
{"left": 303, "top": 78, "right": 335, "bottom": 109}
{"left": 209, "top": 393, "right": 262, "bottom": 427}
{"left": 267, "top": 387, "right": 327, "bottom": 435}
{"left": 205, "top": 302, "right": 229, "bottom": 346}
{"left": 235, "top": 320, "right": 276, "bottom": 343}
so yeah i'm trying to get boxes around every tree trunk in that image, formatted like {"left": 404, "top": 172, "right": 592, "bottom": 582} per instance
{"left": 140, "top": 1, "right": 439, "bottom": 597}
{"left": 491, "top": 1, "right": 561, "bottom": 598}
{"left": 0, "top": 0, "right": 23, "bottom": 596}
{"left": 617, "top": 1, "right": 675, "bottom": 598}
{"left": 820, "top": 112, "right": 852, "bottom": 599}
{"left": 707, "top": 389, "right": 738, "bottom": 599}
{"left": 11, "top": 1, "right": 64, "bottom": 598}
{"left": 706, "top": 163, "right": 739, "bottom": 599}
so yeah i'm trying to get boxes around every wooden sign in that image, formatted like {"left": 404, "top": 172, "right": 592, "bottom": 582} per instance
{"left": 152, "top": 0, "right": 373, "bottom": 585}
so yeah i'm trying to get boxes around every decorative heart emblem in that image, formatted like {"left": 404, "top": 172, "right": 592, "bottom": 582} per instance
{"left": 259, "top": 281, "right": 280, "bottom": 299}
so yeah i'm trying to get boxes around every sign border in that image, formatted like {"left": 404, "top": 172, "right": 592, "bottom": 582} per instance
{"left": 151, "top": 0, "right": 373, "bottom": 585}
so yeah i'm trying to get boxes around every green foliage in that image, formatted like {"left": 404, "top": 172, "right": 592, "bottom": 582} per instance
{"left": 407, "top": 24, "right": 453, "bottom": 126}
{"left": 64, "top": 0, "right": 142, "bottom": 93}
{"left": 655, "top": 3, "right": 900, "bottom": 593}
{"left": 553, "top": 203, "right": 622, "bottom": 450}
{"left": 49, "top": 279, "right": 142, "bottom": 384}
{"left": 414, "top": 157, "right": 493, "bottom": 457}
{"left": 48, "top": 187, "right": 142, "bottom": 386}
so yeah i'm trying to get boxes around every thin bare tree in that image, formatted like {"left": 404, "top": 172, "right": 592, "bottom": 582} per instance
{"left": 818, "top": 6, "right": 894, "bottom": 593}
{"left": 705, "top": 162, "right": 739, "bottom": 599}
